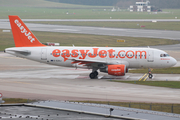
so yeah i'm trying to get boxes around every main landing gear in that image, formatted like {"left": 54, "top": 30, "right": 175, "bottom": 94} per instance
{"left": 89, "top": 71, "right": 98, "bottom": 79}
{"left": 148, "top": 68, "right": 153, "bottom": 79}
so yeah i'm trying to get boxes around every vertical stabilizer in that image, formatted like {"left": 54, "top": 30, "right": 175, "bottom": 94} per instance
{"left": 9, "top": 15, "right": 46, "bottom": 47}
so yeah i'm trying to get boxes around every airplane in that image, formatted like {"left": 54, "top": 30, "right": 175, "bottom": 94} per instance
{"left": 5, "top": 15, "right": 177, "bottom": 79}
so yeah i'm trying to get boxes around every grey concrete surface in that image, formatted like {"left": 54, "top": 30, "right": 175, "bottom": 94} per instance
{"left": 0, "top": 105, "right": 121, "bottom": 120}
{"left": 150, "top": 44, "right": 180, "bottom": 51}
{"left": 26, "top": 100, "right": 180, "bottom": 120}
{"left": 0, "top": 53, "right": 180, "bottom": 103}
{"left": 1, "top": 21, "right": 180, "bottom": 40}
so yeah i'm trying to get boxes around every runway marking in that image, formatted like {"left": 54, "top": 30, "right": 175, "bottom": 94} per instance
{"left": 97, "top": 28, "right": 125, "bottom": 31}
{"left": 54, "top": 29, "right": 79, "bottom": 31}
{"left": 139, "top": 73, "right": 148, "bottom": 81}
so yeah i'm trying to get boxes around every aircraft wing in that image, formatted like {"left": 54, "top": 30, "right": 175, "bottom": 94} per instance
{"left": 70, "top": 58, "right": 129, "bottom": 68}
{"left": 70, "top": 59, "right": 107, "bottom": 67}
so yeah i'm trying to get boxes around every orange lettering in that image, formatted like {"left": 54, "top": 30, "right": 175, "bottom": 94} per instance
{"left": 135, "top": 51, "right": 146, "bottom": 59}
{"left": 118, "top": 50, "right": 125, "bottom": 58}
{"left": 52, "top": 49, "right": 61, "bottom": 57}
{"left": 108, "top": 49, "right": 115, "bottom": 58}
{"left": 79, "top": 50, "right": 89, "bottom": 59}
{"left": 99, "top": 50, "right": 107, "bottom": 58}
{"left": 62, "top": 49, "right": 70, "bottom": 61}
{"left": 126, "top": 50, "right": 134, "bottom": 59}
{"left": 88, "top": 48, "right": 99, "bottom": 58}
{"left": 71, "top": 49, "right": 78, "bottom": 58}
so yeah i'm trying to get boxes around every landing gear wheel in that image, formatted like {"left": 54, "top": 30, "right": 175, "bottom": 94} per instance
{"left": 149, "top": 74, "right": 153, "bottom": 79}
{"left": 89, "top": 72, "right": 97, "bottom": 79}
{"left": 94, "top": 71, "right": 98, "bottom": 76}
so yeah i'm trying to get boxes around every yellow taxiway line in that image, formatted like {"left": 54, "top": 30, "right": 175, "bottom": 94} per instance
{"left": 139, "top": 73, "right": 148, "bottom": 81}
{"left": 143, "top": 75, "right": 149, "bottom": 81}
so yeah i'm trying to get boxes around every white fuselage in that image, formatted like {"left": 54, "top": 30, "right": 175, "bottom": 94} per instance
{"left": 5, "top": 46, "right": 177, "bottom": 69}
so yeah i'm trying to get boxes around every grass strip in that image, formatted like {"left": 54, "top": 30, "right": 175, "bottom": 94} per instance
{"left": 1, "top": 29, "right": 180, "bottom": 51}
{"left": 2, "top": 98, "right": 36, "bottom": 104}
{"left": 111, "top": 81, "right": 180, "bottom": 89}
{"left": 75, "top": 101, "right": 180, "bottom": 114}
{"left": 129, "top": 67, "right": 180, "bottom": 74}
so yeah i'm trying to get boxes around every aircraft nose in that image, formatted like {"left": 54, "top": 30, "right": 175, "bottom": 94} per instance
{"left": 171, "top": 57, "right": 177, "bottom": 66}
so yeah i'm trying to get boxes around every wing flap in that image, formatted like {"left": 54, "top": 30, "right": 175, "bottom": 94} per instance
{"left": 70, "top": 59, "right": 107, "bottom": 67}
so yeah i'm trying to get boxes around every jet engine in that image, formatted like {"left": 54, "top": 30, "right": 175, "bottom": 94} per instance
{"left": 100, "top": 64, "right": 126, "bottom": 76}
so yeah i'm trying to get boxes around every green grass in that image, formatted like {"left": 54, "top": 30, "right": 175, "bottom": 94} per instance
{"left": 32, "top": 21, "right": 180, "bottom": 31}
{"left": 0, "top": 0, "right": 180, "bottom": 19}
{"left": 129, "top": 67, "right": 180, "bottom": 74}
{"left": 113, "top": 81, "right": 180, "bottom": 89}
{"left": 1, "top": 29, "right": 180, "bottom": 51}
{"left": 1, "top": 8, "right": 180, "bottom": 19}
{"left": 0, "top": 0, "right": 108, "bottom": 9}
{"left": 1, "top": 0, "right": 180, "bottom": 20}
{"left": 2, "top": 98, "right": 36, "bottom": 104}
{"left": 75, "top": 101, "right": 180, "bottom": 114}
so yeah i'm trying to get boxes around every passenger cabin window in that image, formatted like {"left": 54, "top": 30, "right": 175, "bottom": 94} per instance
{"left": 160, "top": 54, "right": 170, "bottom": 57}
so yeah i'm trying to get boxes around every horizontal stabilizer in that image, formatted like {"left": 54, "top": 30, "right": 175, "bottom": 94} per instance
{"left": 5, "top": 49, "right": 31, "bottom": 56}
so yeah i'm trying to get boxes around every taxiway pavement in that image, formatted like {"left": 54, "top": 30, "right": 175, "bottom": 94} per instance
{"left": 0, "top": 53, "right": 180, "bottom": 103}
{"left": 0, "top": 21, "right": 180, "bottom": 40}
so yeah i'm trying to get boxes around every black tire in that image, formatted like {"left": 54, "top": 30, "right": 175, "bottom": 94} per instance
{"left": 89, "top": 72, "right": 96, "bottom": 79}
{"left": 149, "top": 74, "right": 153, "bottom": 79}
{"left": 94, "top": 71, "right": 98, "bottom": 76}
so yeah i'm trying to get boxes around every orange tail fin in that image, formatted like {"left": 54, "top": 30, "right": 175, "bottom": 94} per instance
{"left": 9, "top": 15, "right": 46, "bottom": 47}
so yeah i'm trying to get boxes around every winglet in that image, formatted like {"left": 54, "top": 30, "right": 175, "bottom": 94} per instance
{"left": 9, "top": 15, "right": 46, "bottom": 47}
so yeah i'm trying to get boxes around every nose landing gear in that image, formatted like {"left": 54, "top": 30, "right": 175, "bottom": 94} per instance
{"left": 148, "top": 68, "right": 153, "bottom": 79}
{"left": 148, "top": 73, "right": 153, "bottom": 79}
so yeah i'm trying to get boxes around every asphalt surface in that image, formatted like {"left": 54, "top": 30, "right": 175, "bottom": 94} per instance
{"left": 0, "top": 53, "right": 180, "bottom": 103}
{"left": 1, "top": 21, "right": 180, "bottom": 40}
{"left": 151, "top": 44, "right": 180, "bottom": 51}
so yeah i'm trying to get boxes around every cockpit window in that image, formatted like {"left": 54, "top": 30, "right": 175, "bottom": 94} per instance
{"left": 160, "top": 54, "right": 170, "bottom": 57}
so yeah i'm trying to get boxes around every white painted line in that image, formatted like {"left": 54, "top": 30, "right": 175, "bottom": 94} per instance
{"left": 98, "top": 28, "right": 125, "bottom": 31}
{"left": 54, "top": 29, "right": 79, "bottom": 31}
{"left": 2, "top": 30, "right": 10, "bottom": 32}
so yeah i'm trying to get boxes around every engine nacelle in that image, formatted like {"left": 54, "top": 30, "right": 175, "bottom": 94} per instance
{"left": 108, "top": 64, "right": 126, "bottom": 76}
{"left": 100, "top": 64, "right": 126, "bottom": 76}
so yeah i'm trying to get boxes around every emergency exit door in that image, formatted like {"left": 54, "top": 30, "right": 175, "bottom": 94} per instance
{"left": 148, "top": 50, "right": 154, "bottom": 62}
